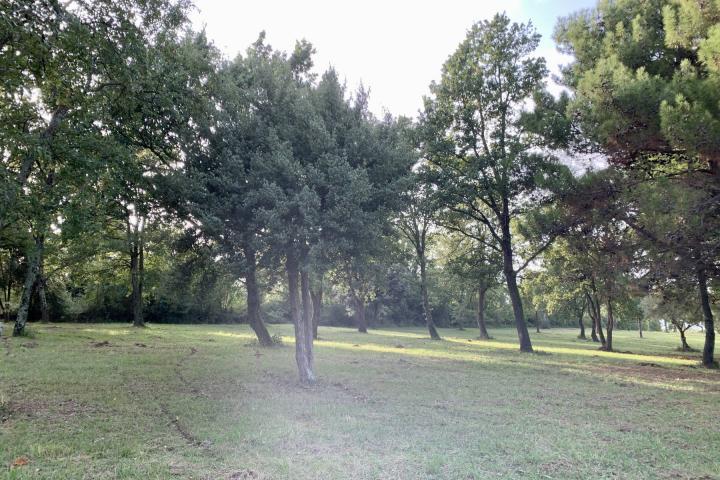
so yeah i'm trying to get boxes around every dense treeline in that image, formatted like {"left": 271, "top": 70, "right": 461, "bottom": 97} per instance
{"left": 2, "top": 0, "right": 719, "bottom": 381}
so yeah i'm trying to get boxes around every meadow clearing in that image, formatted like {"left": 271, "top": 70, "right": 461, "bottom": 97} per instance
{"left": 1, "top": 323, "right": 718, "bottom": 479}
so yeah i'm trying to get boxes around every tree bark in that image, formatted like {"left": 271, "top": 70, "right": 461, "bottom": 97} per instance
{"left": 476, "top": 286, "right": 490, "bottom": 339}
{"left": 38, "top": 276, "right": 49, "bottom": 324}
{"left": 13, "top": 237, "right": 43, "bottom": 336}
{"left": 3, "top": 283, "right": 10, "bottom": 323}
{"left": 354, "top": 294, "right": 368, "bottom": 333}
{"left": 674, "top": 321, "right": 692, "bottom": 351}
{"left": 287, "top": 254, "right": 315, "bottom": 384}
{"left": 243, "top": 245, "right": 272, "bottom": 347}
{"left": 130, "top": 245, "right": 144, "bottom": 327}
{"left": 420, "top": 257, "right": 441, "bottom": 340}
{"left": 604, "top": 298, "right": 614, "bottom": 352}
{"left": 578, "top": 303, "right": 586, "bottom": 339}
{"left": 310, "top": 278, "right": 323, "bottom": 340}
{"left": 586, "top": 293, "right": 599, "bottom": 342}
{"left": 588, "top": 289, "right": 606, "bottom": 346}
{"left": 300, "top": 269, "right": 314, "bottom": 370}
{"left": 697, "top": 268, "right": 716, "bottom": 367}
{"left": 502, "top": 240, "right": 532, "bottom": 352}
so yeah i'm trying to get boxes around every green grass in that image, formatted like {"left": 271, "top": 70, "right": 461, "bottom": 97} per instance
{"left": 1, "top": 323, "right": 718, "bottom": 479}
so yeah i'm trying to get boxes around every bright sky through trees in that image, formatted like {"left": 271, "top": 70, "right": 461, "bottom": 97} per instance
{"left": 191, "top": 0, "right": 596, "bottom": 117}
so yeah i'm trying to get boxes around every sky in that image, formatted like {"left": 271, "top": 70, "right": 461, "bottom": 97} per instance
{"left": 190, "top": 0, "right": 597, "bottom": 118}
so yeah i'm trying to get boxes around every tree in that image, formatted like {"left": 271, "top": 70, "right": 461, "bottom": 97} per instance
{"left": 2, "top": 0, "right": 214, "bottom": 335}
{"left": 421, "top": 14, "right": 572, "bottom": 352}
{"left": 396, "top": 178, "right": 441, "bottom": 340}
{"left": 642, "top": 280, "right": 702, "bottom": 351}
{"left": 445, "top": 231, "right": 502, "bottom": 339}
{"left": 556, "top": 0, "right": 720, "bottom": 366}
{"left": 526, "top": 242, "right": 591, "bottom": 340}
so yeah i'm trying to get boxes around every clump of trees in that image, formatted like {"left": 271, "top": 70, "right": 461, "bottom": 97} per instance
{"left": 2, "top": 0, "right": 719, "bottom": 385}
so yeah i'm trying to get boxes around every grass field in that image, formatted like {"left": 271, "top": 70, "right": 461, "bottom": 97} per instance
{"left": 1, "top": 323, "right": 719, "bottom": 479}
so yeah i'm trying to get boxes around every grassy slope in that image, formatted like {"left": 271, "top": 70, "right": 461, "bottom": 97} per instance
{"left": 1, "top": 323, "right": 718, "bottom": 479}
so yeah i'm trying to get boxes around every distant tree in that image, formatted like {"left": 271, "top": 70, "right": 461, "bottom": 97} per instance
{"left": 441, "top": 224, "right": 502, "bottom": 340}
{"left": 642, "top": 285, "right": 702, "bottom": 351}
{"left": 527, "top": 242, "right": 591, "bottom": 340}
{"left": 396, "top": 177, "right": 442, "bottom": 340}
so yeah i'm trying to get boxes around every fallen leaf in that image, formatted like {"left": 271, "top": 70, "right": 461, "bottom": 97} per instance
{"left": 12, "top": 456, "right": 29, "bottom": 467}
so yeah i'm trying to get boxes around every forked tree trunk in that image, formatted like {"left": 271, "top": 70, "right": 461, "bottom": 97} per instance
{"left": 680, "top": 330, "right": 691, "bottom": 350}
{"left": 604, "top": 298, "right": 614, "bottom": 352}
{"left": 675, "top": 322, "right": 692, "bottom": 351}
{"left": 244, "top": 245, "right": 273, "bottom": 347}
{"left": 502, "top": 233, "right": 533, "bottom": 352}
{"left": 287, "top": 254, "right": 315, "bottom": 384}
{"left": 592, "top": 293, "right": 606, "bottom": 346}
{"left": 476, "top": 286, "right": 490, "bottom": 340}
{"left": 586, "top": 293, "right": 599, "bottom": 342}
{"left": 13, "top": 236, "right": 43, "bottom": 336}
{"left": 419, "top": 258, "right": 441, "bottom": 340}
{"left": 697, "top": 268, "right": 716, "bottom": 367}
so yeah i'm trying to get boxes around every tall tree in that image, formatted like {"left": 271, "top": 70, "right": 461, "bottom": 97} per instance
{"left": 556, "top": 0, "right": 720, "bottom": 366}
{"left": 421, "top": 14, "right": 571, "bottom": 352}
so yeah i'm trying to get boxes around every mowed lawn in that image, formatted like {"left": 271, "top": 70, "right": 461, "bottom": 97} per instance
{"left": 1, "top": 323, "right": 719, "bottom": 479}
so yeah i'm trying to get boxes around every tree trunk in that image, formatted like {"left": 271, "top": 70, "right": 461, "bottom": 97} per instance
{"left": 130, "top": 245, "right": 144, "bottom": 327}
{"left": 578, "top": 303, "right": 586, "bottom": 339}
{"left": 604, "top": 298, "right": 614, "bottom": 352}
{"left": 638, "top": 318, "right": 643, "bottom": 338}
{"left": 38, "top": 276, "right": 49, "bottom": 324}
{"left": 591, "top": 292, "right": 606, "bottom": 346}
{"left": 13, "top": 237, "right": 43, "bottom": 336}
{"left": 586, "top": 294, "right": 599, "bottom": 342}
{"left": 697, "top": 268, "right": 716, "bottom": 367}
{"left": 677, "top": 324, "right": 691, "bottom": 351}
{"left": 420, "top": 257, "right": 441, "bottom": 340}
{"left": 300, "top": 269, "right": 314, "bottom": 370}
{"left": 354, "top": 294, "right": 368, "bottom": 333}
{"left": 244, "top": 245, "right": 272, "bottom": 347}
{"left": 3, "top": 283, "right": 10, "bottom": 323}
{"left": 310, "top": 279, "right": 323, "bottom": 340}
{"left": 287, "top": 254, "right": 315, "bottom": 384}
{"left": 535, "top": 310, "right": 540, "bottom": 333}
{"left": 502, "top": 240, "right": 532, "bottom": 352}
{"left": 476, "top": 286, "right": 490, "bottom": 340}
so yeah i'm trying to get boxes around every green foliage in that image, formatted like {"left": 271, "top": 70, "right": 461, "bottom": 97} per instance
{"left": 556, "top": 0, "right": 720, "bottom": 166}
